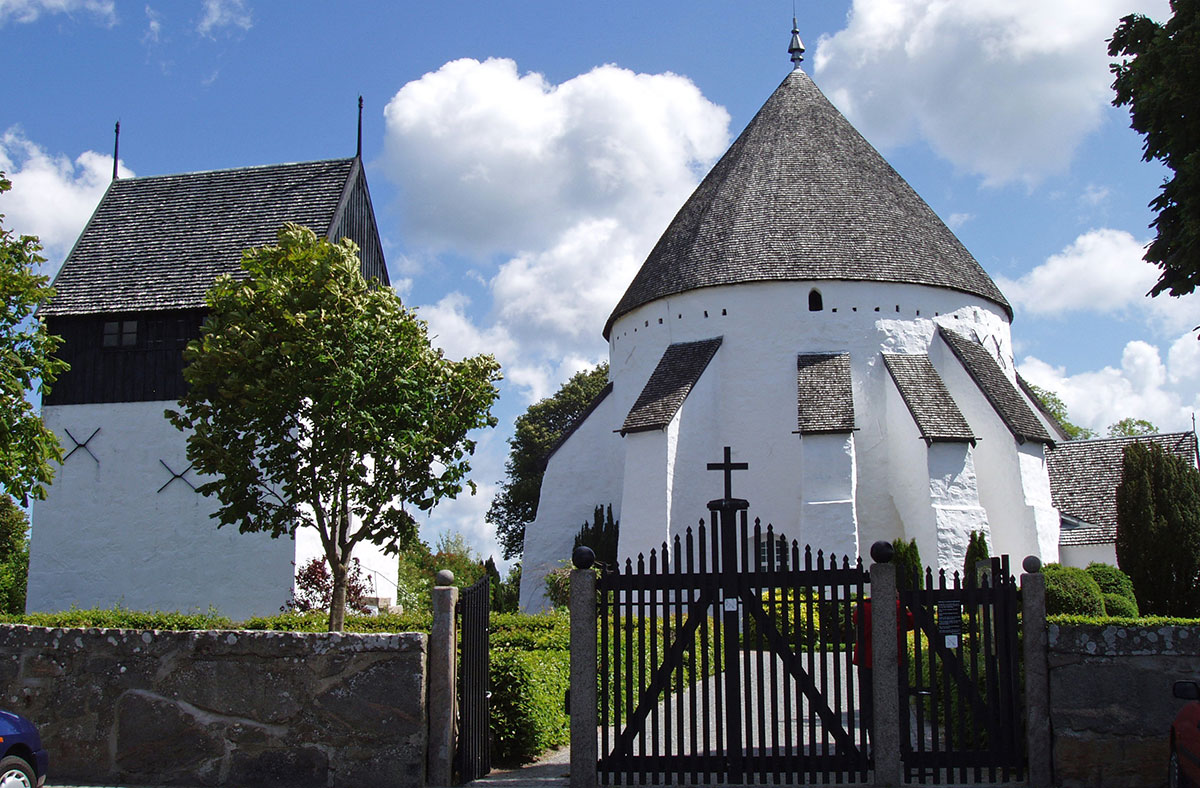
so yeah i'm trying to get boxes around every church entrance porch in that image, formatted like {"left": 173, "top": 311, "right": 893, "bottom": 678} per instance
{"left": 567, "top": 447, "right": 1044, "bottom": 788}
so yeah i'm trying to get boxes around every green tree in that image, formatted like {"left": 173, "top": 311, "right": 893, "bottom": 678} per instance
{"left": 962, "top": 530, "right": 990, "bottom": 585}
{"left": 574, "top": 504, "right": 619, "bottom": 567}
{"left": 892, "top": 537, "right": 923, "bottom": 591}
{"left": 1107, "top": 417, "right": 1159, "bottom": 437}
{"left": 487, "top": 363, "right": 609, "bottom": 560}
{"left": 1025, "top": 384, "right": 1096, "bottom": 440}
{"left": 0, "top": 496, "right": 29, "bottom": 614}
{"left": 1115, "top": 441, "right": 1200, "bottom": 616}
{"left": 1110, "top": 0, "right": 1200, "bottom": 297}
{"left": 0, "top": 174, "right": 67, "bottom": 505}
{"left": 168, "top": 224, "right": 501, "bottom": 631}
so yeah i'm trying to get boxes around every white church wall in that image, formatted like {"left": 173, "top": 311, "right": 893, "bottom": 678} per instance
{"left": 518, "top": 391, "right": 623, "bottom": 611}
{"left": 292, "top": 526, "right": 400, "bottom": 611}
{"left": 927, "top": 332, "right": 1045, "bottom": 564}
{"left": 927, "top": 442, "right": 990, "bottom": 573}
{"left": 1060, "top": 542, "right": 1118, "bottom": 568}
{"left": 884, "top": 371, "right": 939, "bottom": 563}
{"left": 29, "top": 401, "right": 295, "bottom": 621}
{"left": 797, "top": 433, "right": 858, "bottom": 559}
{"left": 665, "top": 352, "right": 721, "bottom": 551}
{"left": 618, "top": 426, "right": 677, "bottom": 564}
{"left": 1017, "top": 443, "right": 1061, "bottom": 564}
{"left": 602, "top": 281, "right": 1012, "bottom": 570}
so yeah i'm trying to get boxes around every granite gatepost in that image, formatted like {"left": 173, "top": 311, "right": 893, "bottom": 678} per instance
{"left": 1022, "top": 568, "right": 1052, "bottom": 787}
{"left": 570, "top": 566, "right": 598, "bottom": 788}
{"left": 870, "top": 561, "right": 900, "bottom": 788}
{"left": 427, "top": 578, "right": 459, "bottom": 787}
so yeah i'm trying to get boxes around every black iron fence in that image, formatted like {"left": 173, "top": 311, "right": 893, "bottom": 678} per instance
{"left": 455, "top": 576, "right": 491, "bottom": 784}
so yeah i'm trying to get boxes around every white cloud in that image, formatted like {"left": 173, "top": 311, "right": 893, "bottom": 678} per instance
{"left": 0, "top": 0, "right": 114, "bottom": 26}
{"left": 382, "top": 58, "right": 729, "bottom": 256}
{"left": 813, "top": 0, "right": 1170, "bottom": 185}
{"left": 997, "top": 228, "right": 1200, "bottom": 336}
{"left": 384, "top": 57, "right": 731, "bottom": 403}
{"left": 0, "top": 129, "right": 132, "bottom": 272}
{"left": 143, "top": 4, "right": 160, "bottom": 43}
{"left": 1019, "top": 334, "right": 1200, "bottom": 434}
{"left": 196, "top": 0, "right": 250, "bottom": 37}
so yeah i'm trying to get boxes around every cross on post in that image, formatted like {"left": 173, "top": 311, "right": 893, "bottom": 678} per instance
{"left": 707, "top": 446, "right": 748, "bottom": 501}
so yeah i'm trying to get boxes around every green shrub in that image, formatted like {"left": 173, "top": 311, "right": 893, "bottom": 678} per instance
{"left": 1043, "top": 564, "right": 1105, "bottom": 616}
{"left": 489, "top": 648, "right": 570, "bottom": 765}
{"left": 1085, "top": 563, "right": 1137, "bottom": 605}
{"left": 963, "top": 531, "right": 991, "bottom": 586}
{"left": 1, "top": 607, "right": 235, "bottom": 630}
{"left": 490, "top": 610, "right": 570, "bottom": 650}
{"left": 545, "top": 567, "right": 571, "bottom": 608}
{"left": 893, "top": 538, "right": 923, "bottom": 590}
{"left": 1102, "top": 592, "right": 1139, "bottom": 618}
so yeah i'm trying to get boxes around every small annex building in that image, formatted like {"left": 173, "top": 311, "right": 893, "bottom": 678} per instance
{"left": 519, "top": 40, "right": 1073, "bottom": 610}
{"left": 1049, "top": 431, "right": 1200, "bottom": 567}
{"left": 29, "top": 156, "right": 400, "bottom": 620}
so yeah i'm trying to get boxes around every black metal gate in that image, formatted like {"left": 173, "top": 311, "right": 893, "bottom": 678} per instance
{"left": 898, "top": 555, "right": 1023, "bottom": 784}
{"left": 597, "top": 454, "right": 871, "bottom": 785}
{"left": 456, "top": 576, "right": 491, "bottom": 784}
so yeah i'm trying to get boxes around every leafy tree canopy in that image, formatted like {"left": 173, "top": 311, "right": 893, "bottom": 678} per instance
{"left": 0, "top": 174, "right": 67, "bottom": 505}
{"left": 168, "top": 224, "right": 501, "bottom": 630}
{"left": 487, "top": 363, "right": 610, "bottom": 560}
{"left": 1115, "top": 441, "right": 1200, "bottom": 616}
{"left": 1107, "top": 417, "right": 1159, "bottom": 437}
{"left": 0, "top": 496, "right": 28, "bottom": 614}
{"left": 1025, "top": 384, "right": 1096, "bottom": 440}
{"left": 1110, "top": 0, "right": 1200, "bottom": 297}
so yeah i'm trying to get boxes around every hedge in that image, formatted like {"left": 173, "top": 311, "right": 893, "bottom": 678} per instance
{"left": 1043, "top": 564, "right": 1105, "bottom": 616}
{"left": 489, "top": 648, "right": 571, "bottom": 765}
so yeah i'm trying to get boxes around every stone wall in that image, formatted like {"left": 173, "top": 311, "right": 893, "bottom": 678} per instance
{"left": 0, "top": 625, "right": 427, "bottom": 787}
{"left": 1049, "top": 622, "right": 1200, "bottom": 788}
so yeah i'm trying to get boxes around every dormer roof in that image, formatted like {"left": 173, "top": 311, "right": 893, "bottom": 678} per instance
{"left": 604, "top": 69, "right": 1011, "bottom": 339}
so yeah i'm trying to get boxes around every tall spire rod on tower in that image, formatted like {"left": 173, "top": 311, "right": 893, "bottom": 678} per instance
{"left": 112, "top": 121, "right": 120, "bottom": 181}
{"left": 789, "top": 16, "right": 806, "bottom": 69}
{"left": 356, "top": 95, "right": 363, "bottom": 159}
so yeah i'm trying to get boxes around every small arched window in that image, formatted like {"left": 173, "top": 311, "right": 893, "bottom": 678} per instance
{"left": 808, "top": 289, "right": 823, "bottom": 312}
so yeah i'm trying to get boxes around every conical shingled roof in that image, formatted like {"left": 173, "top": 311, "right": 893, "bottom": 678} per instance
{"left": 603, "top": 69, "right": 1011, "bottom": 339}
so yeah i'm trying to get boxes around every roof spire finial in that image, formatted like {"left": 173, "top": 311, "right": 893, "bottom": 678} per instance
{"left": 356, "top": 95, "right": 363, "bottom": 159}
{"left": 112, "top": 121, "right": 120, "bottom": 181}
{"left": 789, "top": 15, "right": 805, "bottom": 69}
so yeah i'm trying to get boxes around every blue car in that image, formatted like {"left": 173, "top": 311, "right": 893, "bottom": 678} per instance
{"left": 0, "top": 711, "right": 46, "bottom": 788}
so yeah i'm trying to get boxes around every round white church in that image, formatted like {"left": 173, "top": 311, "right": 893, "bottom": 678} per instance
{"left": 519, "top": 49, "right": 1065, "bottom": 609}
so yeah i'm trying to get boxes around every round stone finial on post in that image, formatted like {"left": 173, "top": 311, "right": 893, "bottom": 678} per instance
{"left": 572, "top": 545, "right": 595, "bottom": 570}
{"left": 1022, "top": 555, "right": 1042, "bottom": 574}
{"left": 870, "top": 540, "right": 894, "bottom": 564}
{"left": 435, "top": 569, "right": 455, "bottom": 587}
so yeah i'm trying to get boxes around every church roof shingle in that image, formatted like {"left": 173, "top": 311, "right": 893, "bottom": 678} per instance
{"left": 1049, "top": 431, "right": 1199, "bottom": 546}
{"left": 622, "top": 338, "right": 722, "bottom": 434}
{"left": 44, "top": 158, "right": 358, "bottom": 316}
{"left": 604, "top": 69, "right": 1011, "bottom": 339}
{"left": 882, "top": 353, "right": 975, "bottom": 443}
{"left": 796, "top": 352, "right": 854, "bottom": 434}
{"left": 938, "top": 326, "right": 1052, "bottom": 445}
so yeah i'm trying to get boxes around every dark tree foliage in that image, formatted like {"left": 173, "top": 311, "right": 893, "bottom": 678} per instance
{"left": 892, "top": 537, "right": 923, "bottom": 591}
{"left": 962, "top": 530, "right": 991, "bottom": 585}
{"left": 573, "top": 504, "right": 619, "bottom": 567}
{"left": 0, "top": 496, "right": 28, "bottom": 614}
{"left": 1110, "top": 0, "right": 1200, "bottom": 298}
{"left": 283, "top": 556, "right": 374, "bottom": 614}
{"left": 1115, "top": 441, "right": 1200, "bottom": 616}
{"left": 488, "top": 363, "right": 610, "bottom": 560}
{"left": 1107, "top": 417, "right": 1159, "bottom": 437}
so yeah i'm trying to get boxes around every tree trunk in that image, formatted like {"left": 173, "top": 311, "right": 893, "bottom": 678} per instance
{"left": 328, "top": 561, "right": 348, "bottom": 632}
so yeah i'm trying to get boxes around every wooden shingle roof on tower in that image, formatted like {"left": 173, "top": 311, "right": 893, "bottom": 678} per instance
{"left": 43, "top": 157, "right": 387, "bottom": 316}
{"left": 604, "top": 68, "right": 1011, "bottom": 339}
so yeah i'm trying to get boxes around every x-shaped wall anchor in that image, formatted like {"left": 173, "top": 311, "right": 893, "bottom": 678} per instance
{"left": 63, "top": 427, "right": 101, "bottom": 464}
{"left": 157, "top": 460, "right": 197, "bottom": 494}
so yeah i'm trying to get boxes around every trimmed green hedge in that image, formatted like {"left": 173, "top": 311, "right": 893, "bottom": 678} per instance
{"left": 1101, "top": 593, "right": 1139, "bottom": 618}
{"left": 0, "top": 607, "right": 435, "bottom": 633}
{"left": 1043, "top": 564, "right": 1105, "bottom": 616}
{"left": 1048, "top": 614, "right": 1200, "bottom": 626}
{"left": 490, "top": 648, "right": 571, "bottom": 765}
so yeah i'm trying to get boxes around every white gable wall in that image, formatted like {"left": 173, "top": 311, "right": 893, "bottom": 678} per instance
{"left": 29, "top": 401, "right": 295, "bottom": 620}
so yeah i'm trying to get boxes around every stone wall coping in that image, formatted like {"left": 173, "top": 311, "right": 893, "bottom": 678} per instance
{"left": 1049, "top": 622, "right": 1200, "bottom": 657}
{"left": 0, "top": 623, "right": 426, "bottom": 655}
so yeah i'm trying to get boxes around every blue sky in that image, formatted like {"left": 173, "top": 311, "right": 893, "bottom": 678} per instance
{"left": 2, "top": 0, "right": 1197, "bottom": 563}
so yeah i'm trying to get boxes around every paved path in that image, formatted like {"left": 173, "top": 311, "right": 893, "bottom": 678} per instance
{"left": 465, "top": 744, "right": 571, "bottom": 788}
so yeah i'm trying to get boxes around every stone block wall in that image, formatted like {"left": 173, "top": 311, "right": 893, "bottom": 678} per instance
{"left": 0, "top": 625, "right": 427, "bottom": 787}
{"left": 1049, "top": 622, "right": 1200, "bottom": 788}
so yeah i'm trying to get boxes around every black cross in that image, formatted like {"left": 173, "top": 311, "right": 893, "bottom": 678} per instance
{"left": 63, "top": 427, "right": 100, "bottom": 464}
{"left": 707, "top": 446, "right": 748, "bottom": 500}
{"left": 157, "top": 460, "right": 196, "bottom": 493}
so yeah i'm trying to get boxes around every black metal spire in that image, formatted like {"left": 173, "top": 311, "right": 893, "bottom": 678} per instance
{"left": 356, "top": 96, "right": 363, "bottom": 158}
{"left": 789, "top": 17, "right": 805, "bottom": 68}
{"left": 112, "top": 121, "right": 120, "bottom": 181}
